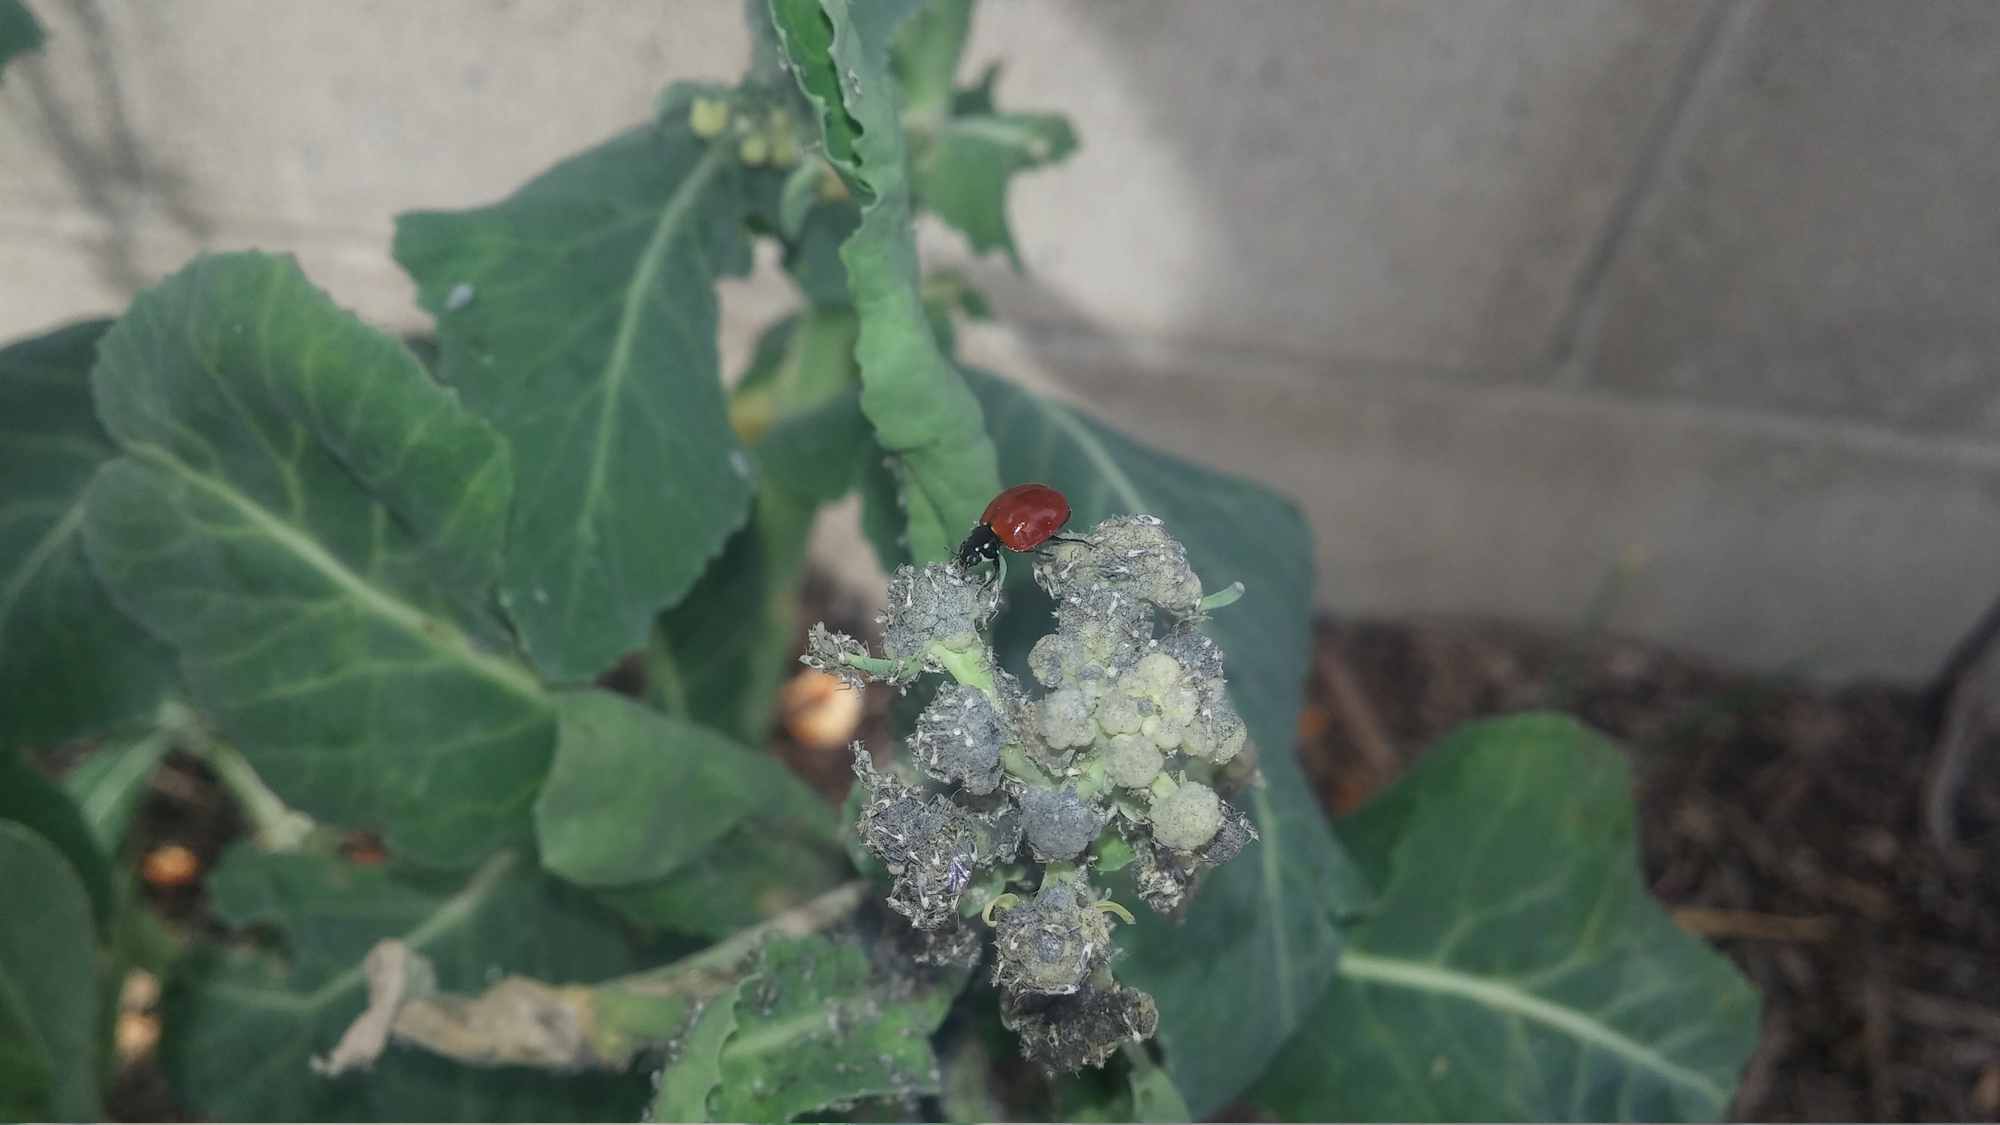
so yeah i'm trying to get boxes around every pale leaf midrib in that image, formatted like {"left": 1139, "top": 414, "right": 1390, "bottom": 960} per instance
{"left": 1337, "top": 948, "right": 1727, "bottom": 1104}
{"left": 721, "top": 999, "right": 837, "bottom": 1060}
{"left": 129, "top": 443, "right": 544, "bottom": 704}
{"left": 568, "top": 143, "right": 731, "bottom": 565}
{"left": 72, "top": 728, "right": 174, "bottom": 844}
{"left": 280, "top": 849, "right": 520, "bottom": 1009}
{"left": 0, "top": 499, "right": 85, "bottom": 637}
{"left": 1251, "top": 785, "right": 1295, "bottom": 1025}
{"left": 1033, "top": 395, "right": 1146, "bottom": 513}
{"left": 935, "top": 115, "right": 1059, "bottom": 156}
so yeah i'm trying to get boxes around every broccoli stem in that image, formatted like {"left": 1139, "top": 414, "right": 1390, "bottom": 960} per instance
{"left": 928, "top": 638, "right": 995, "bottom": 699}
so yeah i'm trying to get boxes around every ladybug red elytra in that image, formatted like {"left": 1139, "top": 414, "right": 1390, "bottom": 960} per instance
{"left": 956, "top": 482, "right": 1071, "bottom": 568}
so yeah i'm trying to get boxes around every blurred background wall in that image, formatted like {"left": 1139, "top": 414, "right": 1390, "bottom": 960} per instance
{"left": 4, "top": 0, "right": 1996, "bottom": 682}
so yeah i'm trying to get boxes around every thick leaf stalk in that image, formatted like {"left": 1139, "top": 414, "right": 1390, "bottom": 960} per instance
{"left": 803, "top": 514, "right": 1258, "bottom": 1072}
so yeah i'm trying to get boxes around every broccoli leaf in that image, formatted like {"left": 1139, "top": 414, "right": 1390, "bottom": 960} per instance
{"left": 591, "top": 820, "right": 852, "bottom": 941}
{"left": 709, "top": 934, "right": 960, "bottom": 1122}
{"left": 0, "top": 319, "right": 177, "bottom": 749}
{"left": 914, "top": 110, "right": 1076, "bottom": 266}
{"left": 534, "top": 689, "right": 834, "bottom": 887}
{"left": 968, "top": 369, "right": 1368, "bottom": 1116}
{"left": 395, "top": 100, "right": 756, "bottom": 682}
{"left": 0, "top": 822, "right": 101, "bottom": 1122}
{"left": 0, "top": 748, "right": 113, "bottom": 932}
{"left": 770, "top": 0, "right": 1001, "bottom": 563}
{"left": 1253, "top": 714, "right": 1759, "bottom": 1121}
{"left": 647, "top": 978, "right": 744, "bottom": 1121}
{"left": 82, "top": 253, "right": 551, "bottom": 867}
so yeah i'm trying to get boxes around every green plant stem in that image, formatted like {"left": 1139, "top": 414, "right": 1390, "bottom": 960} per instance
{"left": 158, "top": 701, "right": 314, "bottom": 849}
{"left": 829, "top": 649, "right": 924, "bottom": 682}
{"left": 1198, "top": 581, "right": 1245, "bottom": 612}
{"left": 201, "top": 740, "right": 315, "bottom": 850}
{"left": 930, "top": 640, "right": 995, "bottom": 698}
{"left": 1000, "top": 742, "right": 1054, "bottom": 786}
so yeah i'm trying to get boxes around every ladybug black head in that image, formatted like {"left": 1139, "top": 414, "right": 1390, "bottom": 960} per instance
{"left": 956, "top": 524, "right": 1002, "bottom": 569}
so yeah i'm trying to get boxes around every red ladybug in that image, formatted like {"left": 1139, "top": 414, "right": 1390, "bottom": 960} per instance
{"left": 957, "top": 483, "right": 1071, "bottom": 567}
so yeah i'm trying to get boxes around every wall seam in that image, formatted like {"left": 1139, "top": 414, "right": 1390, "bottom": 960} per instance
{"left": 1542, "top": 0, "right": 1762, "bottom": 384}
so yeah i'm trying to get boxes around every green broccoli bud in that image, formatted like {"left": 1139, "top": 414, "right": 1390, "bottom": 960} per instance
{"left": 1133, "top": 799, "right": 1259, "bottom": 917}
{"left": 1103, "top": 733, "right": 1166, "bottom": 790}
{"left": 822, "top": 509, "right": 1261, "bottom": 1074}
{"left": 1187, "top": 696, "right": 1248, "bottom": 764}
{"left": 1094, "top": 687, "right": 1142, "bottom": 736}
{"left": 1148, "top": 778, "right": 1223, "bottom": 851}
{"left": 1036, "top": 687, "right": 1095, "bottom": 751}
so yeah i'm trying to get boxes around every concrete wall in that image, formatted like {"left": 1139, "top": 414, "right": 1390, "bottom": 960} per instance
{"left": 5, "top": 0, "right": 1997, "bottom": 681}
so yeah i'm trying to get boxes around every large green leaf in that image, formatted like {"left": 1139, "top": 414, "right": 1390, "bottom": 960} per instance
{"left": 534, "top": 688, "right": 829, "bottom": 886}
{"left": 1255, "top": 714, "right": 1759, "bottom": 1122}
{"left": 708, "top": 933, "right": 958, "bottom": 1121}
{"left": 0, "top": 319, "right": 177, "bottom": 748}
{"left": 770, "top": 0, "right": 1001, "bottom": 562}
{"left": 969, "top": 369, "right": 1368, "bottom": 1117}
{"left": 0, "top": 0, "right": 41, "bottom": 79}
{"left": 0, "top": 748, "right": 113, "bottom": 932}
{"left": 395, "top": 108, "right": 757, "bottom": 682}
{"left": 914, "top": 109, "right": 1076, "bottom": 266}
{"left": 592, "top": 819, "right": 852, "bottom": 941}
{"left": 0, "top": 822, "right": 102, "bottom": 1122}
{"left": 163, "top": 847, "right": 649, "bottom": 1121}
{"left": 81, "top": 252, "right": 552, "bottom": 866}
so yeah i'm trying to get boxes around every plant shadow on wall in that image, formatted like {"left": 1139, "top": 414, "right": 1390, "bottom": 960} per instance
{"left": 0, "top": 0, "right": 1756, "bottom": 1121}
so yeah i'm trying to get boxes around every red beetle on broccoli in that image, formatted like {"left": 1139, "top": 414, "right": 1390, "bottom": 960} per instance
{"left": 956, "top": 483, "right": 1071, "bottom": 568}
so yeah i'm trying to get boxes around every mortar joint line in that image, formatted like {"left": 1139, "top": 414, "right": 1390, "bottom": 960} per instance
{"left": 1544, "top": 0, "right": 1765, "bottom": 386}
